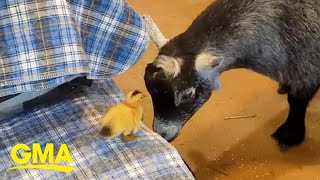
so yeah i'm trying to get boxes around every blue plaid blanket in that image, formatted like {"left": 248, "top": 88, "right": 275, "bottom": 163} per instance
{"left": 0, "top": 0, "right": 148, "bottom": 97}
{"left": 0, "top": 79, "right": 195, "bottom": 180}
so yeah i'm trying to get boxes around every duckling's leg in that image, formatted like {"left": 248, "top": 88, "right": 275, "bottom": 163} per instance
{"left": 123, "top": 123, "right": 142, "bottom": 142}
{"left": 122, "top": 130, "right": 138, "bottom": 142}
{"left": 132, "top": 121, "right": 142, "bottom": 134}
{"left": 123, "top": 134, "right": 138, "bottom": 142}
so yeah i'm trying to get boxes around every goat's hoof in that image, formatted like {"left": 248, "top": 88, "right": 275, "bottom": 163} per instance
{"left": 271, "top": 122, "right": 305, "bottom": 149}
{"left": 277, "top": 87, "right": 288, "bottom": 94}
{"left": 277, "top": 84, "right": 290, "bottom": 94}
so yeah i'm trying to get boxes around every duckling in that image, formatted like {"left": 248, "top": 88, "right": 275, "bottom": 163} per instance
{"left": 99, "top": 90, "right": 145, "bottom": 141}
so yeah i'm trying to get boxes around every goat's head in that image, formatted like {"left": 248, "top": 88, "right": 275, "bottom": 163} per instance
{"left": 144, "top": 39, "right": 224, "bottom": 142}
{"left": 143, "top": 15, "right": 225, "bottom": 142}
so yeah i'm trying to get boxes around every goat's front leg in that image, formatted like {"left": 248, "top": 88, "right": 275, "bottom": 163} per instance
{"left": 272, "top": 90, "right": 316, "bottom": 149}
{"left": 277, "top": 83, "right": 290, "bottom": 94}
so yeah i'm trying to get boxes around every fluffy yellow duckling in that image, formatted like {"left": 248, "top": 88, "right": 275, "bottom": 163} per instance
{"left": 99, "top": 90, "right": 145, "bottom": 141}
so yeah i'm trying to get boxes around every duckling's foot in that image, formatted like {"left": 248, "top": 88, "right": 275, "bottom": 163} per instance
{"left": 123, "top": 134, "right": 138, "bottom": 142}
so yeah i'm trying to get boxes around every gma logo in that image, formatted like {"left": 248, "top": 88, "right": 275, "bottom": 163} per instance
{"left": 7, "top": 143, "right": 75, "bottom": 173}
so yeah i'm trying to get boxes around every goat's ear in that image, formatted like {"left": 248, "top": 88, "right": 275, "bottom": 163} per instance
{"left": 152, "top": 69, "right": 167, "bottom": 80}
{"left": 210, "top": 57, "right": 223, "bottom": 67}
{"left": 195, "top": 53, "right": 223, "bottom": 72}
{"left": 144, "top": 63, "right": 163, "bottom": 81}
{"left": 174, "top": 87, "right": 196, "bottom": 106}
{"left": 145, "top": 63, "right": 167, "bottom": 81}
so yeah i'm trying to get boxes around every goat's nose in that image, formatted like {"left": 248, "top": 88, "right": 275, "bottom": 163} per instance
{"left": 154, "top": 123, "right": 180, "bottom": 142}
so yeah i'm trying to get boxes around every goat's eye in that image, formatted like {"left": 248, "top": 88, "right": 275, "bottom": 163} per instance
{"left": 181, "top": 94, "right": 194, "bottom": 104}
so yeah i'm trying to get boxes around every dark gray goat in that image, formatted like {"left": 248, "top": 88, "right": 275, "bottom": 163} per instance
{"left": 143, "top": 0, "right": 320, "bottom": 149}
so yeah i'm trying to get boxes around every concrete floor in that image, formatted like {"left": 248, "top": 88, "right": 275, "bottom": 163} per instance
{"left": 114, "top": 1, "right": 320, "bottom": 179}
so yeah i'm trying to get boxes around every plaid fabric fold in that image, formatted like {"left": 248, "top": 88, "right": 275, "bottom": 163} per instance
{"left": 0, "top": 0, "right": 148, "bottom": 97}
{"left": 0, "top": 79, "right": 195, "bottom": 180}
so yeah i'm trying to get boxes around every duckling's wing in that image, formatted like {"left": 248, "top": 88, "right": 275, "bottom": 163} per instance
{"left": 101, "top": 106, "right": 118, "bottom": 125}
{"left": 101, "top": 104, "right": 127, "bottom": 125}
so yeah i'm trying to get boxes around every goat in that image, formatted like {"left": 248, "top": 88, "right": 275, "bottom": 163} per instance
{"left": 143, "top": 0, "right": 320, "bottom": 149}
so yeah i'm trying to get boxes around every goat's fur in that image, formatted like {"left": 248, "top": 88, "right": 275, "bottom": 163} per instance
{"left": 144, "top": 0, "right": 320, "bottom": 148}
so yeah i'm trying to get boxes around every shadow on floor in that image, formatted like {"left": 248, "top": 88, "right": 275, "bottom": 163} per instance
{"left": 187, "top": 110, "right": 320, "bottom": 179}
